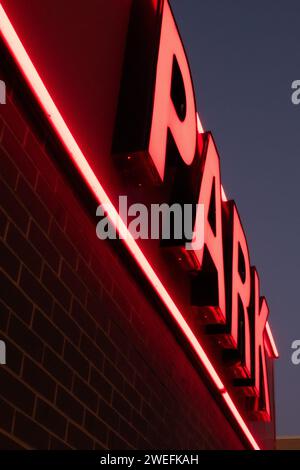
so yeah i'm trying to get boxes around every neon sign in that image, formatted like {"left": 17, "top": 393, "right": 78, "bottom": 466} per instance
{"left": 113, "top": 0, "right": 278, "bottom": 423}
{"left": 0, "top": 0, "right": 278, "bottom": 449}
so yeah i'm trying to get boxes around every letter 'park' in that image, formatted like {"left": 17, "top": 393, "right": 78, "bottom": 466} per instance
{"left": 111, "top": 0, "right": 278, "bottom": 426}
{"left": 0, "top": 0, "right": 279, "bottom": 452}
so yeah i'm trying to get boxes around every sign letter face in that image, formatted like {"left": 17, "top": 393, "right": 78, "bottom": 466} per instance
{"left": 191, "top": 134, "right": 226, "bottom": 321}
{"left": 251, "top": 268, "right": 271, "bottom": 420}
{"left": 148, "top": 0, "right": 197, "bottom": 181}
{"left": 224, "top": 203, "right": 252, "bottom": 377}
{"left": 232, "top": 206, "right": 251, "bottom": 376}
{"left": 113, "top": 0, "right": 196, "bottom": 184}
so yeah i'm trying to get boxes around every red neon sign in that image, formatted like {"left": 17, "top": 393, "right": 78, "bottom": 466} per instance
{"left": 191, "top": 134, "right": 227, "bottom": 322}
{"left": 0, "top": 0, "right": 278, "bottom": 450}
{"left": 148, "top": 0, "right": 196, "bottom": 181}
{"left": 114, "top": 0, "right": 277, "bottom": 422}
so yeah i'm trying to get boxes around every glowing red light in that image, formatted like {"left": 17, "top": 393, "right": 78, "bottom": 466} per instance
{"left": 230, "top": 203, "right": 252, "bottom": 376}
{"left": 220, "top": 186, "right": 278, "bottom": 360}
{"left": 191, "top": 134, "right": 226, "bottom": 320}
{"left": 148, "top": 0, "right": 197, "bottom": 181}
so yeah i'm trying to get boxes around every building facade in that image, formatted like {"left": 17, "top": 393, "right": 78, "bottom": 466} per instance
{"left": 0, "top": 0, "right": 277, "bottom": 450}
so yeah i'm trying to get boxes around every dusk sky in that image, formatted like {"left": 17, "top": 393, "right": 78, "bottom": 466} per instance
{"left": 171, "top": 0, "right": 300, "bottom": 435}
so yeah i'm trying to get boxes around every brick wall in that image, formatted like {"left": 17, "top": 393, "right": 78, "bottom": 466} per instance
{"left": 0, "top": 60, "right": 245, "bottom": 450}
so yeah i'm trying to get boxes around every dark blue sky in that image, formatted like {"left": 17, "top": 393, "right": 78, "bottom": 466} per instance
{"left": 171, "top": 0, "right": 300, "bottom": 436}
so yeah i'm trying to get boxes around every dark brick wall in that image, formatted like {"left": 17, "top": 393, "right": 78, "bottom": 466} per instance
{"left": 0, "top": 75, "right": 245, "bottom": 450}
